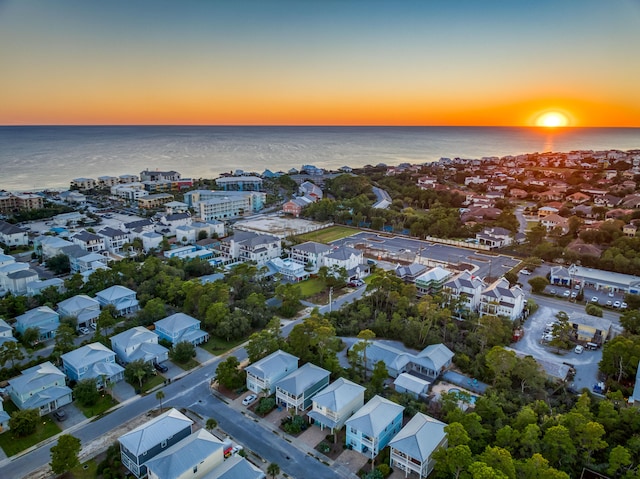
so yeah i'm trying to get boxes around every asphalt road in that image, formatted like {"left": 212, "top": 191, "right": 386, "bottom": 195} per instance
{"left": 0, "top": 287, "right": 370, "bottom": 479}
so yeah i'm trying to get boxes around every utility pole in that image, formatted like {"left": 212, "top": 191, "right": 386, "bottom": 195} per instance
{"left": 329, "top": 287, "right": 333, "bottom": 313}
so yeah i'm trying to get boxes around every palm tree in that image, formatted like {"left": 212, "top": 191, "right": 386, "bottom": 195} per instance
{"left": 267, "top": 462, "right": 280, "bottom": 479}
{"left": 206, "top": 417, "right": 217, "bottom": 432}
{"left": 155, "top": 390, "right": 165, "bottom": 413}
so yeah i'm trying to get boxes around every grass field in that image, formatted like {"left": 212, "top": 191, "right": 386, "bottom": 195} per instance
{"left": 78, "top": 393, "right": 118, "bottom": 418}
{"left": 173, "top": 358, "right": 200, "bottom": 372}
{"left": 295, "top": 226, "right": 357, "bottom": 244}
{"left": 298, "top": 277, "right": 326, "bottom": 298}
{"left": 68, "top": 459, "right": 98, "bottom": 479}
{"left": 0, "top": 417, "right": 61, "bottom": 456}
{"left": 201, "top": 337, "right": 246, "bottom": 356}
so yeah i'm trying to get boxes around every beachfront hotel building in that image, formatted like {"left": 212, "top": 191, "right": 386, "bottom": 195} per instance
{"left": 184, "top": 190, "right": 266, "bottom": 221}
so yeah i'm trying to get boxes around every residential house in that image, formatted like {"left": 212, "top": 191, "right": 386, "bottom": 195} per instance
{"left": 0, "top": 220, "right": 29, "bottom": 247}
{"left": 624, "top": 224, "right": 638, "bottom": 237}
{"left": 415, "top": 266, "right": 453, "bottom": 296}
{"left": 275, "top": 363, "right": 330, "bottom": 412}
{"left": 290, "top": 242, "right": 332, "bottom": 271}
{"left": 389, "top": 413, "right": 447, "bottom": 479}
{"left": 154, "top": 313, "right": 209, "bottom": 346}
{"left": 299, "top": 181, "right": 323, "bottom": 200}
{"left": 443, "top": 270, "right": 486, "bottom": 315}
{"left": 119, "top": 408, "right": 194, "bottom": 478}
{"left": 395, "top": 263, "right": 428, "bottom": 283}
{"left": 307, "top": 378, "right": 366, "bottom": 434}
{"left": 537, "top": 206, "right": 559, "bottom": 218}
{"left": 15, "top": 306, "right": 59, "bottom": 341}
{"left": 246, "top": 350, "right": 299, "bottom": 395}
{"left": 110, "top": 326, "right": 169, "bottom": 366}
{"left": 566, "top": 192, "right": 591, "bottom": 204}
{"left": 140, "top": 169, "right": 182, "bottom": 182}
{"left": 37, "top": 236, "right": 74, "bottom": 260}
{"left": 540, "top": 213, "right": 569, "bottom": 234}
{"left": 95, "top": 285, "right": 139, "bottom": 316}
{"left": 206, "top": 455, "right": 266, "bottom": 479}
{"left": 218, "top": 231, "right": 281, "bottom": 266}
{"left": 71, "top": 230, "right": 105, "bottom": 253}
{"left": 146, "top": 429, "right": 224, "bottom": 479}
{"left": 156, "top": 213, "right": 193, "bottom": 237}
{"left": 7, "top": 361, "right": 73, "bottom": 416}
{"left": 372, "top": 187, "right": 392, "bottom": 209}
{"left": 0, "top": 397, "right": 10, "bottom": 433}
{"left": 59, "top": 190, "right": 88, "bottom": 205}
{"left": 345, "top": 395, "right": 405, "bottom": 462}
{"left": 0, "top": 318, "right": 18, "bottom": 347}
{"left": 479, "top": 277, "right": 526, "bottom": 321}
{"left": 282, "top": 197, "right": 312, "bottom": 217}
{"left": 323, "top": 246, "right": 366, "bottom": 280}
{"left": 26, "top": 277, "right": 65, "bottom": 297}
{"left": 393, "top": 373, "right": 430, "bottom": 399}
{"left": 98, "top": 227, "right": 131, "bottom": 253}
{"left": 57, "top": 294, "right": 101, "bottom": 329}
{"left": 3, "top": 268, "right": 38, "bottom": 296}
{"left": 61, "top": 343, "right": 125, "bottom": 386}
{"left": 350, "top": 341, "right": 454, "bottom": 380}
{"left": 61, "top": 245, "right": 109, "bottom": 274}
{"left": 475, "top": 227, "right": 512, "bottom": 249}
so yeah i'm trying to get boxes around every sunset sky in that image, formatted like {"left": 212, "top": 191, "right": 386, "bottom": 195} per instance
{"left": 1, "top": 0, "right": 639, "bottom": 127}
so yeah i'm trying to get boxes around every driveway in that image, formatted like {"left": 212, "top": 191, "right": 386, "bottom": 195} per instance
{"left": 110, "top": 380, "right": 137, "bottom": 402}
{"left": 195, "top": 346, "right": 215, "bottom": 364}
{"left": 334, "top": 449, "right": 369, "bottom": 476}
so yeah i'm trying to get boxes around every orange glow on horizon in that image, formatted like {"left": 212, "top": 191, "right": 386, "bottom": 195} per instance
{"left": 536, "top": 111, "right": 570, "bottom": 128}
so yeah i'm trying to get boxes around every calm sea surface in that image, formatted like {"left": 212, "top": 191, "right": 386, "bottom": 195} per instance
{"left": 1, "top": 126, "right": 639, "bottom": 191}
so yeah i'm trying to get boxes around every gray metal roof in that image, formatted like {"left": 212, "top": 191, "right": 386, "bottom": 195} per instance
{"left": 16, "top": 306, "right": 58, "bottom": 328}
{"left": 345, "top": 395, "right": 404, "bottom": 437}
{"left": 312, "top": 378, "right": 365, "bottom": 412}
{"left": 145, "top": 429, "right": 223, "bottom": 479}
{"left": 8, "top": 361, "right": 66, "bottom": 396}
{"left": 291, "top": 242, "right": 331, "bottom": 254}
{"left": 389, "top": 413, "right": 446, "bottom": 461}
{"left": 275, "top": 363, "right": 330, "bottom": 396}
{"left": 61, "top": 342, "right": 116, "bottom": 369}
{"left": 111, "top": 326, "right": 160, "bottom": 350}
{"left": 245, "top": 350, "right": 298, "bottom": 381}
{"left": 155, "top": 313, "right": 200, "bottom": 333}
{"left": 393, "top": 373, "right": 430, "bottom": 395}
{"left": 57, "top": 294, "right": 100, "bottom": 315}
{"left": 96, "top": 285, "right": 137, "bottom": 302}
{"left": 119, "top": 408, "right": 193, "bottom": 456}
{"left": 204, "top": 455, "right": 266, "bottom": 479}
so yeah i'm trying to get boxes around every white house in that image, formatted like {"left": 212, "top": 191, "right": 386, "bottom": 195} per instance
{"left": 95, "top": 285, "right": 139, "bottom": 316}
{"left": 57, "top": 294, "right": 101, "bottom": 329}
{"left": 479, "top": 277, "right": 526, "bottom": 321}
{"left": 307, "top": 378, "right": 366, "bottom": 434}
{"left": 389, "top": 413, "right": 447, "bottom": 479}
{"left": 443, "top": 270, "right": 486, "bottom": 315}
{"left": 246, "top": 349, "right": 299, "bottom": 395}
{"left": 110, "top": 326, "right": 169, "bottom": 365}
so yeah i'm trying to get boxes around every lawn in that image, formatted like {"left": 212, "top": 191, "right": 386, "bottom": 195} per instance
{"left": 298, "top": 277, "right": 326, "bottom": 298}
{"left": 0, "top": 416, "right": 61, "bottom": 456}
{"left": 66, "top": 459, "right": 98, "bottom": 479}
{"left": 173, "top": 358, "right": 200, "bottom": 372}
{"left": 200, "top": 337, "right": 246, "bottom": 356}
{"left": 140, "top": 374, "right": 165, "bottom": 393}
{"left": 295, "top": 226, "right": 357, "bottom": 244}
{"left": 77, "top": 393, "right": 118, "bottom": 418}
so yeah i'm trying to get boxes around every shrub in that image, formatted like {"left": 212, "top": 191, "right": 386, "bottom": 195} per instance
{"left": 255, "top": 397, "right": 276, "bottom": 416}
{"left": 377, "top": 464, "right": 391, "bottom": 477}
{"left": 586, "top": 303, "right": 603, "bottom": 317}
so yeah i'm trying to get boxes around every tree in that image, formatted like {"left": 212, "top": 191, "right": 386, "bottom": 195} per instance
{"left": 50, "top": 434, "right": 81, "bottom": 474}
{"left": 215, "top": 356, "right": 246, "bottom": 390}
{"left": 267, "top": 462, "right": 280, "bottom": 479}
{"left": 619, "top": 309, "right": 640, "bottom": 335}
{"left": 137, "top": 298, "right": 167, "bottom": 326}
{"left": 0, "top": 340, "right": 25, "bottom": 368}
{"left": 607, "top": 445, "right": 632, "bottom": 477}
{"left": 350, "top": 329, "right": 376, "bottom": 381}
{"left": 528, "top": 276, "right": 549, "bottom": 294}
{"left": 206, "top": 417, "right": 218, "bottom": 432}
{"left": 549, "top": 311, "right": 573, "bottom": 352}
{"left": 369, "top": 361, "right": 388, "bottom": 396}
{"left": 9, "top": 409, "right": 39, "bottom": 437}
{"left": 275, "top": 283, "right": 302, "bottom": 318}
{"left": 53, "top": 323, "right": 76, "bottom": 357}
{"left": 246, "top": 319, "right": 283, "bottom": 363}
{"left": 47, "top": 254, "right": 71, "bottom": 275}
{"left": 170, "top": 341, "right": 196, "bottom": 364}
{"left": 124, "top": 359, "right": 153, "bottom": 390}
{"left": 21, "top": 327, "right": 40, "bottom": 348}
{"left": 74, "top": 378, "right": 99, "bottom": 407}
{"left": 156, "top": 389, "right": 165, "bottom": 412}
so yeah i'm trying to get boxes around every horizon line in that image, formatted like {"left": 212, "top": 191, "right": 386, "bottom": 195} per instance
{"left": 2, "top": 124, "right": 639, "bottom": 129}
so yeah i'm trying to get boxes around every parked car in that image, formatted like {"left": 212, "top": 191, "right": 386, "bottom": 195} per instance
{"left": 613, "top": 301, "right": 621, "bottom": 308}
{"left": 570, "top": 292, "right": 577, "bottom": 299}
{"left": 608, "top": 291, "right": 615, "bottom": 297}
{"left": 591, "top": 297, "right": 598, "bottom": 303}
{"left": 574, "top": 345, "right": 584, "bottom": 354}
{"left": 154, "top": 362, "right": 168, "bottom": 373}
{"left": 53, "top": 409, "right": 66, "bottom": 421}
{"left": 621, "top": 302, "right": 628, "bottom": 309}
{"left": 563, "top": 291, "right": 570, "bottom": 298}
{"left": 574, "top": 284, "right": 581, "bottom": 290}
{"left": 549, "top": 289, "right": 557, "bottom": 295}
{"left": 242, "top": 394, "right": 258, "bottom": 406}
{"left": 90, "top": 323, "right": 97, "bottom": 330}
{"left": 606, "top": 300, "right": 612, "bottom": 307}
{"left": 79, "top": 327, "right": 90, "bottom": 335}
{"left": 521, "top": 269, "right": 531, "bottom": 275}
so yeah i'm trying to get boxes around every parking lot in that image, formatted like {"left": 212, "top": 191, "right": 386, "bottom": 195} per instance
{"left": 512, "top": 296, "right": 610, "bottom": 391}
{"left": 331, "top": 232, "right": 520, "bottom": 279}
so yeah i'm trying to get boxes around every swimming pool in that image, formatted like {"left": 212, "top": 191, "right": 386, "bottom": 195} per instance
{"left": 448, "top": 388, "right": 478, "bottom": 404}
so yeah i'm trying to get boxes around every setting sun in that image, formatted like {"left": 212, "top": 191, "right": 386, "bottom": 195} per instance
{"left": 536, "top": 111, "right": 569, "bottom": 128}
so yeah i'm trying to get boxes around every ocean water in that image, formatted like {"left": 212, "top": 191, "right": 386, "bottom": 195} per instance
{"left": 0, "top": 126, "right": 639, "bottom": 191}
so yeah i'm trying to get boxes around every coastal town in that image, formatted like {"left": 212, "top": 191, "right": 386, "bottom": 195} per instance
{"left": 1, "top": 148, "right": 640, "bottom": 479}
